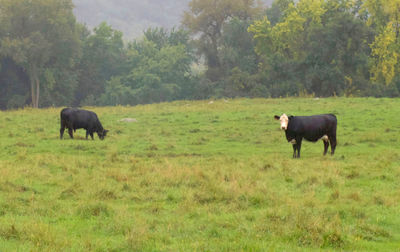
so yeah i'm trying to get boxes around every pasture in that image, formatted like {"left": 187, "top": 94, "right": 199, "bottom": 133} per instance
{"left": 0, "top": 98, "right": 399, "bottom": 251}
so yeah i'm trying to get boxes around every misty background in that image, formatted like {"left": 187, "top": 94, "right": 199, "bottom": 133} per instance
{"left": 72, "top": 0, "right": 273, "bottom": 39}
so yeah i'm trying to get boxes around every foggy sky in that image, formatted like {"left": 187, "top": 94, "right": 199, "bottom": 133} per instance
{"left": 72, "top": 0, "right": 272, "bottom": 40}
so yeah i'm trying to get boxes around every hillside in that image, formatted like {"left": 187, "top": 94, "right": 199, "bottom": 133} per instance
{"left": 72, "top": 0, "right": 273, "bottom": 39}
{"left": 0, "top": 98, "right": 399, "bottom": 250}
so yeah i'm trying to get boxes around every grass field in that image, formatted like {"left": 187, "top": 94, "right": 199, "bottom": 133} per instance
{"left": 0, "top": 98, "right": 399, "bottom": 251}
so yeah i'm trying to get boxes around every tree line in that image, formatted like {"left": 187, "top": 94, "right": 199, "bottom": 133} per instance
{"left": 0, "top": 0, "right": 399, "bottom": 109}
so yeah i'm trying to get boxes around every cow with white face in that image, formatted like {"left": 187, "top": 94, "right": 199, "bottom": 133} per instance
{"left": 274, "top": 113, "right": 337, "bottom": 158}
{"left": 276, "top": 113, "right": 289, "bottom": 130}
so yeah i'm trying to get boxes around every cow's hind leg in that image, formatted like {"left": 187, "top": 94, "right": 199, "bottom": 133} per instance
{"left": 60, "top": 120, "right": 66, "bottom": 139}
{"left": 90, "top": 132, "right": 94, "bottom": 140}
{"left": 296, "top": 138, "right": 302, "bottom": 158}
{"left": 323, "top": 140, "right": 329, "bottom": 155}
{"left": 329, "top": 135, "right": 337, "bottom": 155}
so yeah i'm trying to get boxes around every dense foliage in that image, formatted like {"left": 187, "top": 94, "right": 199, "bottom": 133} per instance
{"left": 0, "top": 0, "right": 399, "bottom": 109}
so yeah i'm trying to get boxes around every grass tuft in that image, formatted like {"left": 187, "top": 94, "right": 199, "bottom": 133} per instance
{"left": 76, "top": 203, "right": 112, "bottom": 218}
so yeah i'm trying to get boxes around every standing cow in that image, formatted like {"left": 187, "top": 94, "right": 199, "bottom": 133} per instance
{"left": 60, "top": 108, "right": 109, "bottom": 140}
{"left": 274, "top": 114, "right": 337, "bottom": 158}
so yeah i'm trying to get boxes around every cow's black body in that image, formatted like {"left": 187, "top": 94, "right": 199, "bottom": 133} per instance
{"left": 282, "top": 114, "right": 337, "bottom": 158}
{"left": 60, "top": 108, "right": 108, "bottom": 140}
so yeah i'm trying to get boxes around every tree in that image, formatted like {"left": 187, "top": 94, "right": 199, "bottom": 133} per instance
{"left": 265, "top": 0, "right": 294, "bottom": 26}
{"left": 218, "top": 17, "right": 263, "bottom": 97}
{"left": 75, "top": 22, "right": 126, "bottom": 106}
{"left": 363, "top": 0, "right": 400, "bottom": 85}
{"left": 0, "top": 0, "right": 80, "bottom": 108}
{"left": 303, "top": 11, "right": 372, "bottom": 96}
{"left": 248, "top": 0, "right": 327, "bottom": 96}
{"left": 250, "top": 0, "right": 326, "bottom": 61}
{"left": 182, "top": 0, "right": 263, "bottom": 81}
{"left": 248, "top": 0, "right": 375, "bottom": 97}
{"left": 100, "top": 28, "right": 196, "bottom": 105}
{"left": 0, "top": 58, "right": 30, "bottom": 109}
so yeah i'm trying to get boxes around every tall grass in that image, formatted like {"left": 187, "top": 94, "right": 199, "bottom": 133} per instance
{"left": 0, "top": 98, "right": 399, "bottom": 251}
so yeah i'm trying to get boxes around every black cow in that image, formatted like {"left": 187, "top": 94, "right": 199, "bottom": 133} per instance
{"left": 60, "top": 108, "right": 108, "bottom": 140}
{"left": 274, "top": 114, "right": 337, "bottom": 158}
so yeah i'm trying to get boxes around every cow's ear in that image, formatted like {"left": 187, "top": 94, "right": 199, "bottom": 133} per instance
{"left": 274, "top": 115, "right": 280, "bottom": 120}
{"left": 288, "top": 115, "right": 294, "bottom": 120}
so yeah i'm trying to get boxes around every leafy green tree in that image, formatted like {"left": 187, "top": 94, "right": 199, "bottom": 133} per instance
{"left": 265, "top": 0, "right": 294, "bottom": 26}
{"left": 218, "top": 17, "right": 264, "bottom": 97}
{"left": 143, "top": 27, "right": 191, "bottom": 49}
{"left": 182, "top": 0, "right": 263, "bottom": 81}
{"left": 0, "top": 58, "right": 30, "bottom": 109}
{"left": 363, "top": 0, "right": 400, "bottom": 85}
{"left": 221, "top": 18, "right": 259, "bottom": 75}
{"left": 249, "top": 0, "right": 375, "bottom": 97}
{"left": 0, "top": 0, "right": 80, "bottom": 108}
{"left": 100, "top": 28, "right": 195, "bottom": 105}
{"left": 250, "top": 0, "right": 326, "bottom": 61}
{"left": 75, "top": 22, "right": 126, "bottom": 106}
{"left": 248, "top": 0, "right": 321, "bottom": 96}
{"left": 303, "top": 9, "right": 373, "bottom": 96}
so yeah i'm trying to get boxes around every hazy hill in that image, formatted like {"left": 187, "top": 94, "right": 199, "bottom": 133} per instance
{"left": 72, "top": 0, "right": 273, "bottom": 40}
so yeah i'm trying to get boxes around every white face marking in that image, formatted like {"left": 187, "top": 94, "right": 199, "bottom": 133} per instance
{"left": 279, "top": 114, "right": 289, "bottom": 130}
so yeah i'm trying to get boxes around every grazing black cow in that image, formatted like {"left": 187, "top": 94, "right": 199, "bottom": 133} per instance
{"left": 274, "top": 114, "right": 337, "bottom": 158}
{"left": 60, "top": 108, "right": 108, "bottom": 140}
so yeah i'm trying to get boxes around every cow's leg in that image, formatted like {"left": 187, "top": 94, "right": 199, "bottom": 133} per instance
{"left": 296, "top": 138, "right": 303, "bottom": 158}
{"left": 90, "top": 132, "right": 94, "bottom": 140}
{"left": 86, "top": 130, "right": 89, "bottom": 140}
{"left": 292, "top": 144, "right": 297, "bottom": 158}
{"left": 329, "top": 135, "right": 337, "bottom": 155}
{"left": 68, "top": 128, "right": 74, "bottom": 139}
{"left": 60, "top": 120, "right": 66, "bottom": 139}
{"left": 323, "top": 140, "right": 329, "bottom": 155}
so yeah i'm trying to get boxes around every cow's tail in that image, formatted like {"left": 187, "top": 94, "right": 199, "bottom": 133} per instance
{"left": 330, "top": 114, "right": 338, "bottom": 145}
{"left": 60, "top": 108, "right": 71, "bottom": 129}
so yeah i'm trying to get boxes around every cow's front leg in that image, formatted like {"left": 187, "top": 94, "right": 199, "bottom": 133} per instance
{"left": 292, "top": 144, "right": 297, "bottom": 158}
{"left": 68, "top": 128, "right": 74, "bottom": 139}
{"left": 290, "top": 138, "right": 299, "bottom": 158}
{"left": 90, "top": 132, "right": 94, "bottom": 140}
{"left": 60, "top": 127, "right": 65, "bottom": 139}
{"left": 296, "top": 138, "right": 303, "bottom": 158}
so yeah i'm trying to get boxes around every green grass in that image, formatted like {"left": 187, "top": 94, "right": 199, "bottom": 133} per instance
{"left": 0, "top": 97, "right": 399, "bottom": 251}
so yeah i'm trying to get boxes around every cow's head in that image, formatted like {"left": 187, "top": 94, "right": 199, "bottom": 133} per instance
{"left": 97, "top": 129, "right": 109, "bottom": 140}
{"left": 274, "top": 114, "right": 290, "bottom": 130}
